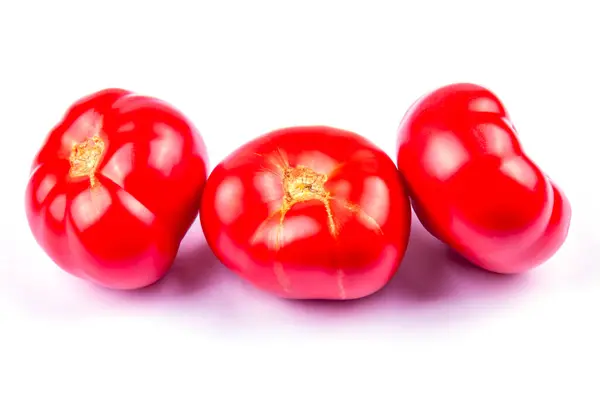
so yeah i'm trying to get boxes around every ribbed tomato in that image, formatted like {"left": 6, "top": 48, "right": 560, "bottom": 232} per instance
{"left": 201, "top": 126, "right": 411, "bottom": 300}
{"left": 25, "top": 89, "right": 208, "bottom": 289}
{"left": 397, "top": 83, "right": 571, "bottom": 274}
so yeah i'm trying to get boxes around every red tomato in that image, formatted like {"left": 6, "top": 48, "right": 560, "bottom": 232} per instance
{"left": 25, "top": 89, "right": 208, "bottom": 289}
{"left": 201, "top": 126, "right": 411, "bottom": 300}
{"left": 397, "top": 83, "right": 571, "bottom": 274}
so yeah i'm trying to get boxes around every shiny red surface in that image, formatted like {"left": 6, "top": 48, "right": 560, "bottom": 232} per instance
{"left": 201, "top": 126, "right": 411, "bottom": 300}
{"left": 397, "top": 83, "right": 571, "bottom": 274}
{"left": 25, "top": 89, "right": 208, "bottom": 289}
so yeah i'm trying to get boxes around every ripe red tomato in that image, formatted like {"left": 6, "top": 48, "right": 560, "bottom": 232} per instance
{"left": 397, "top": 83, "right": 571, "bottom": 274}
{"left": 25, "top": 89, "right": 208, "bottom": 289}
{"left": 201, "top": 126, "right": 411, "bottom": 300}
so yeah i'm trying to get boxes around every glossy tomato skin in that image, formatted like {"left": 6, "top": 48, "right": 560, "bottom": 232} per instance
{"left": 25, "top": 89, "right": 208, "bottom": 289}
{"left": 201, "top": 126, "right": 411, "bottom": 300}
{"left": 397, "top": 83, "right": 571, "bottom": 274}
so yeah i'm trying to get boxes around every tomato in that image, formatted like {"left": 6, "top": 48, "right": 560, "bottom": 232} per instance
{"left": 25, "top": 89, "right": 208, "bottom": 289}
{"left": 200, "top": 126, "right": 411, "bottom": 300}
{"left": 397, "top": 83, "right": 571, "bottom": 274}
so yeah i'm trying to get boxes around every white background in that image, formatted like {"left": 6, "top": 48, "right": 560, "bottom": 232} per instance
{"left": 1, "top": 0, "right": 598, "bottom": 398}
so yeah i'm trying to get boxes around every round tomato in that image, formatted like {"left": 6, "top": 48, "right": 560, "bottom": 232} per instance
{"left": 25, "top": 89, "right": 208, "bottom": 289}
{"left": 201, "top": 126, "right": 411, "bottom": 300}
{"left": 397, "top": 83, "right": 571, "bottom": 274}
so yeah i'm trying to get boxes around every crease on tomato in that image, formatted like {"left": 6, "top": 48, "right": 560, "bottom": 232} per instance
{"left": 249, "top": 148, "right": 389, "bottom": 296}
{"left": 446, "top": 170, "right": 560, "bottom": 273}
{"left": 61, "top": 176, "right": 176, "bottom": 287}
{"left": 26, "top": 162, "right": 82, "bottom": 278}
{"left": 27, "top": 162, "right": 68, "bottom": 225}
{"left": 489, "top": 180, "right": 569, "bottom": 273}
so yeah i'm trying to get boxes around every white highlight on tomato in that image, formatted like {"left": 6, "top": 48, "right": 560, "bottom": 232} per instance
{"left": 215, "top": 176, "right": 244, "bottom": 224}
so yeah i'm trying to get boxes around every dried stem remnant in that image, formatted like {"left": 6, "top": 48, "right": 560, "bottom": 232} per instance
{"left": 69, "top": 135, "right": 105, "bottom": 187}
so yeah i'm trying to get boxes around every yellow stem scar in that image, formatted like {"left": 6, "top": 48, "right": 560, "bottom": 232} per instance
{"left": 279, "top": 164, "right": 338, "bottom": 238}
{"left": 256, "top": 161, "right": 338, "bottom": 293}
{"left": 68, "top": 132, "right": 105, "bottom": 188}
{"left": 251, "top": 149, "right": 385, "bottom": 295}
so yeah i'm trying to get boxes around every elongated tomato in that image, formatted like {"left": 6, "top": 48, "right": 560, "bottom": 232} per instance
{"left": 397, "top": 83, "right": 571, "bottom": 273}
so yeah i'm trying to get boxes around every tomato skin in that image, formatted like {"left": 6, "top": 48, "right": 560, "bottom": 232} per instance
{"left": 200, "top": 126, "right": 411, "bottom": 300}
{"left": 25, "top": 89, "right": 208, "bottom": 289}
{"left": 397, "top": 83, "right": 571, "bottom": 274}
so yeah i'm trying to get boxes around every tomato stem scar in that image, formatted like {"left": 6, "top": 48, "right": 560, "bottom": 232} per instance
{"left": 279, "top": 165, "right": 338, "bottom": 241}
{"left": 270, "top": 164, "right": 338, "bottom": 294}
{"left": 68, "top": 134, "right": 105, "bottom": 188}
{"left": 251, "top": 151, "right": 385, "bottom": 296}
